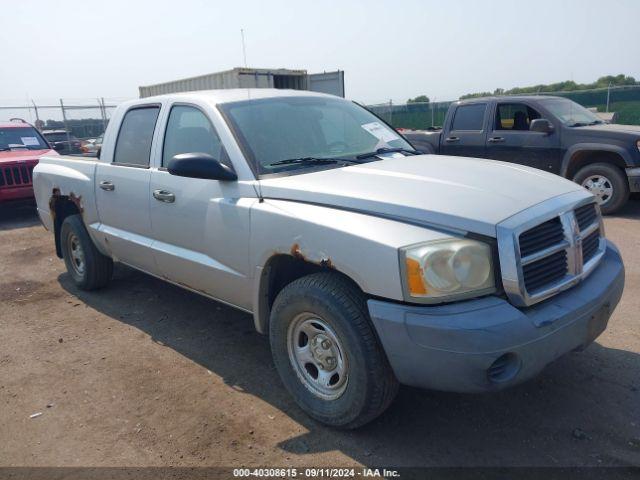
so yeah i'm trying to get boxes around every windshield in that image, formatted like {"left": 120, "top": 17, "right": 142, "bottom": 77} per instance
{"left": 540, "top": 98, "right": 603, "bottom": 126}
{"left": 0, "top": 126, "right": 49, "bottom": 150}
{"left": 220, "top": 96, "right": 413, "bottom": 175}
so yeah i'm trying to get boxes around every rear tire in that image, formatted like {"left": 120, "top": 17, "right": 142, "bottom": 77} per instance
{"left": 573, "top": 163, "right": 629, "bottom": 215}
{"left": 60, "top": 214, "right": 113, "bottom": 290}
{"left": 269, "top": 272, "right": 398, "bottom": 429}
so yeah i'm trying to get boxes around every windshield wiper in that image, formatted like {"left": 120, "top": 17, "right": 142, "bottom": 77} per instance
{"left": 356, "top": 147, "right": 420, "bottom": 160}
{"left": 266, "top": 156, "right": 365, "bottom": 168}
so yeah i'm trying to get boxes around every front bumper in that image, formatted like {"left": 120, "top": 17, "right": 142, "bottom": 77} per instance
{"left": 368, "top": 241, "right": 624, "bottom": 393}
{"left": 0, "top": 185, "right": 35, "bottom": 203}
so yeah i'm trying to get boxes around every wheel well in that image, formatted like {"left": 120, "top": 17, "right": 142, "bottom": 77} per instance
{"left": 566, "top": 150, "right": 627, "bottom": 179}
{"left": 50, "top": 194, "right": 81, "bottom": 258}
{"left": 255, "top": 254, "right": 360, "bottom": 334}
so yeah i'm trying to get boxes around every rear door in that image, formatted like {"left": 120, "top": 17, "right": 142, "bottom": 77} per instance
{"left": 440, "top": 102, "right": 489, "bottom": 157}
{"left": 95, "top": 105, "right": 160, "bottom": 273}
{"left": 485, "top": 101, "right": 562, "bottom": 171}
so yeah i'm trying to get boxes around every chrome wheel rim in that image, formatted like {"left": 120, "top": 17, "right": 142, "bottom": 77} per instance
{"left": 287, "top": 313, "right": 348, "bottom": 400}
{"left": 67, "top": 233, "right": 85, "bottom": 275}
{"left": 582, "top": 175, "right": 613, "bottom": 205}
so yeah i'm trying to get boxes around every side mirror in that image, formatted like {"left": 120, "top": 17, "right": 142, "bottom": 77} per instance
{"left": 52, "top": 142, "right": 65, "bottom": 152}
{"left": 530, "top": 118, "right": 554, "bottom": 134}
{"left": 168, "top": 152, "right": 237, "bottom": 181}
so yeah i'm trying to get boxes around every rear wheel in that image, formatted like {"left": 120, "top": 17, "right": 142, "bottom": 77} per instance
{"left": 61, "top": 214, "right": 113, "bottom": 290}
{"left": 269, "top": 272, "right": 398, "bottom": 429}
{"left": 573, "top": 163, "right": 629, "bottom": 215}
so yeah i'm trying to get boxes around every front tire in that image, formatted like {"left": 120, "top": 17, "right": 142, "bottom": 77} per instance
{"left": 269, "top": 272, "right": 398, "bottom": 429}
{"left": 60, "top": 214, "right": 113, "bottom": 290}
{"left": 573, "top": 163, "right": 629, "bottom": 215}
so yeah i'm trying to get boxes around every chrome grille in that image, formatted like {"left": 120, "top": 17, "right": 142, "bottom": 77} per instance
{"left": 522, "top": 250, "right": 568, "bottom": 293}
{"left": 518, "top": 217, "right": 565, "bottom": 257}
{"left": 497, "top": 193, "right": 606, "bottom": 307}
{"left": 575, "top": 203, "right": 597, "bottom": 231}
{"left": 582, "top": 230, "right": 600, "bottom": 263}
{"left": 0, "top": 165, "right": 34, "bottom": 188}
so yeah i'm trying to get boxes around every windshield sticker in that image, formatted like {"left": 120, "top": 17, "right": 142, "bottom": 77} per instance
{"left": 20, "top": 136, "right": 40, "bottom": 146}
{"left": 361, "top": 122, "right": 400, "bottom": 143}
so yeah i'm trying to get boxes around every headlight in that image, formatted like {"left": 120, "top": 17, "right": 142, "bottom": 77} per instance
{"left": 400, "top": 238, "right": 496, "bottom": 303}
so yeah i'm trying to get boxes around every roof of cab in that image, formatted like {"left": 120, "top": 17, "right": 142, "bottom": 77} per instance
{"left": 130, "top": 88, "right": 336, "bottom": 107}
{"left": 456, "top": 95, "right": 563, "bottom": 104}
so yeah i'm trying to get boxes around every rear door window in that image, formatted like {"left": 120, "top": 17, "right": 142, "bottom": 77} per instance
{"left": 451, "top": 104, "right": 487, "bottom": 131}
{"left": 113, "top": 106, "right": 160, "bottom": 167}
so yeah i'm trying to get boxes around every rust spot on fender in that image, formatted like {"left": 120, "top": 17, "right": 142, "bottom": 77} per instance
{"left": 68, "top": 192, "right": 84, "bottom": 213}
{"left": 320, "top": 258, "right": 334, "bottom": 269}
{"left": 290, "top": 243, "right": 304, "bottom": 259}
{"left": 289, "top": 242, "right": 334, "bottom": 269}
{"left": 48, "top": 188, "right": 84, "bottom": 216}
{"left": 49, "top": 188, "right": 62, "bottom": 220}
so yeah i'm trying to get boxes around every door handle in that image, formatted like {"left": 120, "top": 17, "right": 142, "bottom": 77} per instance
{"left": 153, "top": 189, "right": 176, "bottom": 203}
{"left": 99, "top": 180, "right": 115, "bottom": 191}
{"left": 488, "top": 136, "right": 505, "bottom": 143}
{"left": 445, "top": 136, "right": 459, "bottom": 142}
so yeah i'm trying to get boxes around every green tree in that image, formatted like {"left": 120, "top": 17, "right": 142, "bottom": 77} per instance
{"left": 407, "top": 95, "right": 430, "bottom": 104}
{"left": 459, "top": 74, "right": 638, "bottom": 99}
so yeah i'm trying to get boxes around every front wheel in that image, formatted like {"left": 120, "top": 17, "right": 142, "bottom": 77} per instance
{"left": 573, "top": 163, "right": 629, "bottom": 215}
{"left": 269, "top": 272, "right": 398, "bottom": 429}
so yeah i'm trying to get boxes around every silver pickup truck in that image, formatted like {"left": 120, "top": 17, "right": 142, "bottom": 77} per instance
{"left": 33, "top": 89, "right": 625, "bottom": 428}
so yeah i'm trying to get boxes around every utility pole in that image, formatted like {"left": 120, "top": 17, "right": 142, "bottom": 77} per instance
{"left": 606, "top": 82, "right": 612, "bottom": 113}
{"left": 240, "top": 29, "right": 248, "bottom": 68}
{"left": 60, "top": 99, "right": 72, "bottom": 151}
{"left": 431, "top": 98, "right": 435, "bottom": 127}
{"left": 31, "top": 100, "right": 40, "bottom": 123}
{"left": 98, "top": 97, "right": 108, "bottom": 132}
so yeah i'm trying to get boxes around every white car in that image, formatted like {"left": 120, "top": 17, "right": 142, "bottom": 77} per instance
{"left": 81, "top": 134, "right": 103, "bottom": 156}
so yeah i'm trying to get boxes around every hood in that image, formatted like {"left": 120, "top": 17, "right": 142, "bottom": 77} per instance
{"left": 0, "top": 148, "right": 54, "bottom": 164}
{"left": 575, "top": 123, "right": 640, "bottom": 136}
{"left": 259, "top": 155, "right": 587, "bottom": 237}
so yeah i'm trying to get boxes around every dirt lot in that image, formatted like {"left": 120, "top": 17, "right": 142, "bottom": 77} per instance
{"left": 1, "top": 199, "right": 639, "bottom": 469}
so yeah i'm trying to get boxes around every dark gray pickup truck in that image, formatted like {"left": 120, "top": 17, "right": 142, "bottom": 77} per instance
{"left": 403, "top": 95, "right": 640, "bottom": 214}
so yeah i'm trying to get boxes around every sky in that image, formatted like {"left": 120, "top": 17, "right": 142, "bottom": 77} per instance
{"left": 1, "top": 0, "right": 639, "bottom": 108}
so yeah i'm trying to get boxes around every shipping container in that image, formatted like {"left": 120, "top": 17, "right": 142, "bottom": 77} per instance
{"left": 139, "top": 67, "right": 344, "bottom": 98}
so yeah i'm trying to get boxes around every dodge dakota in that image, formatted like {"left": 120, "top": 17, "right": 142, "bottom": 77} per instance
{"left": 403, "top": 95, "right": 640, "bottom": 214}
{"left": 33, "top": 89, "right": 625, "bottom": 428}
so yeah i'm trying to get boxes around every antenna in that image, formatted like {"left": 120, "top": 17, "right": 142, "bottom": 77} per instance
{"left": 240, "top": 29, "right": 248, "bottom": 67}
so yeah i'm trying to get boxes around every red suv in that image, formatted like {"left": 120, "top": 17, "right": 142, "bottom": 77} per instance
{"left": 0, "top": 119, "right": 57, "bottom": 204}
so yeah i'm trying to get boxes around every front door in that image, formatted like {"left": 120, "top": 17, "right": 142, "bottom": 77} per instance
{"left": 149, "top": 104, "right": 253, "bottom": 310}
{"left": 95, "top": 105, "right": 160, "bottom": 273}
{"left": 485, "top": 102, "right": 562, "bottom": 172}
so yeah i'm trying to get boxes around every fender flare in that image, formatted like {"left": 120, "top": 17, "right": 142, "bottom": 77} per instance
{"left": 561, "top": 143, "right": 632, "bottom": 178}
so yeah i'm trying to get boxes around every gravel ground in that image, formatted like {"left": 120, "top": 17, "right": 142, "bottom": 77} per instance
{"left": 0, "top": 199, "right": 639, "bottom": 468}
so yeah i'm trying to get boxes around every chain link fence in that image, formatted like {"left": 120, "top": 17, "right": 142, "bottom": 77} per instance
{"left": 366, "top": 85, "right": 640, "bottom": 129}
{"left": 2, "top": 85, "right": 639, "bottom": 149}
{"left": 0, "top": 98, "right": 126, "bottom": 156}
